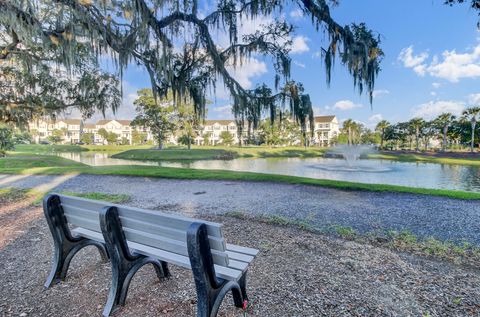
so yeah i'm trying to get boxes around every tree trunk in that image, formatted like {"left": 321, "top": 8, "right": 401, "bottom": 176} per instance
{"left": 187, "top": 135, "right": 191, "bottom": 150}
{"left": 471, "top": 120, "right": 476, "bottom": 153}
{"left": 380, "top": 130, "right": 384, "bottom": 149}
{"left": 157, "top": 135, "right": 164, "bottom": 150}
{"left": 348, "top": 127, "right": 351, "bottom": 146}
{"left": 442, "top": 125, "right": 448, "bottom": 152}
{"left": 415, "top": 127, "right": 420, "bottom": 152}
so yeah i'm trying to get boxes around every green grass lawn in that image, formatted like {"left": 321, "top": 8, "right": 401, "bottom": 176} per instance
{"left": 112, "top": 146, "right": 327, "bottom": 161}
{"left": 1, "top": 153, "right": 479, "bottom": 200}
{"left": 0, "top": 153, "right": 86, "bottom": 170}
{"left": 14, "top": 144, "right": 88, "bottom": 153}
{"left": 370, "top": 153, "right": 480, "bottom": 166}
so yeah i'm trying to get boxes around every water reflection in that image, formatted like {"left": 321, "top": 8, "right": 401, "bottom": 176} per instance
{"left": 57, "top": 152, "right": 480, "bottom": 192}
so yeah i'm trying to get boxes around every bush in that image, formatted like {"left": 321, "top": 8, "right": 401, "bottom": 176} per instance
{"left": 0, "top": 125, "right": 15, "bottom": 154}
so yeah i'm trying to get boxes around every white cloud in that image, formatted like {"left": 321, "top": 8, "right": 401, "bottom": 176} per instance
{"left": 211, "top": 104, "right": 233, "bottom": 117}
{"left": 228, "top": 57, "right": 267, "bottom": 88}
{"left": 372, "top": 89, "right": 389, "bottom": 98}
{"left": 293, "top": 60, "right": 306, "bottom": 68}
{"left": 291, "top": 36, "right": 310, "bottom": 54}
{"left": 368, "top": 114, "right": 383, "bottom": 122}
{"left": 430, "top": 91, "right": 437, "bottom": 96}
{"left": 400, "top": 45, "right": 480, "bottom": 82}
{"left": 290, "top": 9, "right": 303, "bottom": 19}
{"left": 332, "top": 100, "right": 363, "bottom": 110}
{"left": 468, "top": 93, "right": 480, "bottom": 104}
{"left": 432, "top": 82, "right": 441, "bottom": 89}
{"left": 398, "top": 46, "right": 429, "bottom": 68}
{"left": 411, "top": 100, "right": 465, "bottom": 120}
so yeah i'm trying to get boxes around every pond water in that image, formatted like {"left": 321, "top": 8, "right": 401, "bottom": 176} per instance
{"left": 57, "top": 152, "right": 480, "bottom": 192}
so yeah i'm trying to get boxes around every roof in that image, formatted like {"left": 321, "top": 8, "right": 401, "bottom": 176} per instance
{"left": 96, "top": 119, "right": 132, "bottom": 126}
{"left": 314, "top": 115, "right": 336, "bottom": 123}
{"left": 204, "top": 119, "right": 235, "bottom": 125}
{"left": 55, "top": 119, "right": 81, "bottom": 125}
{"left": 83, "top": 123, "right": 96, "bottom": 129}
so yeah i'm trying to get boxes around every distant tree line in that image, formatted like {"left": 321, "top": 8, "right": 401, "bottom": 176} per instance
{"left": 374, "top": 107, "right": 480, "bottom": 152}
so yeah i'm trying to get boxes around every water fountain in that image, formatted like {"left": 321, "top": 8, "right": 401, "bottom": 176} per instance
{"left": 309, "top": 144, "right": 393, "bottom": 173}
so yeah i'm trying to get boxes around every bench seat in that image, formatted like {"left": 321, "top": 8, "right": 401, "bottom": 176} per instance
{"left": 72, "top": 227, "right": 257, "bottom": 281}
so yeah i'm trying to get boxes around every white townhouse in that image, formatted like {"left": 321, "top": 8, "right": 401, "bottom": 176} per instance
{"left": 28, "top": 119, "right": 83, "bottom": 144}
{"left": 95, "top": 119, "right": 134, "bottom": 144}
{"left": 195, "top": 120, "right": 240, "bottom": 145}
{"left": 309, "top": 115, "right": 340, "bottom": 147}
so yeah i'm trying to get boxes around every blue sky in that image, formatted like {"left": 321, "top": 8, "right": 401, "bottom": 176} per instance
{"left": 96, "top": 0, "right": 480, "bottom": 129}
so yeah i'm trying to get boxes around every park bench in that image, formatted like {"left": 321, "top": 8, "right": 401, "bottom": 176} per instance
{"left": 43, "top": 193, "right": 258, "bottom": 317}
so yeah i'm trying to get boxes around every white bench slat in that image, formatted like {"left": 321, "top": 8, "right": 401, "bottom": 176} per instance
{"left": 225, "top": 251, "right": 254, "bottom": 263}
{"left": 122, "top": 227, "right": 229, "bottom": 267}
{"left": 65, "top": 214, "right": 100, "bottom": 232}
{"left": 62, "top": 203, "right": 226, "bottom": 252}
{"left": 226, "top": 243, "right": 259, "bottom": 256}
{"left": 72, "top": 228, "right": 242, "bottom": 281}
{"left": 59, "top": 195, "right": 223, "bottom": 237}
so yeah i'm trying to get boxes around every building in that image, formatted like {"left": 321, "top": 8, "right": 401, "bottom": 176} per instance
{"left": 28, "top": 119, "right": 83, "bottom": 144}
{"left": 195, "top": 120, "right": 239, "bottom": 145}
{"left": 27, "top": 115, "right": 340, "bottom": 146}
{"left": 28, "top": 118, "right": 153, "bottom": 145}
{"left": 309, "top": 115, "right": 340, "bottom": 146}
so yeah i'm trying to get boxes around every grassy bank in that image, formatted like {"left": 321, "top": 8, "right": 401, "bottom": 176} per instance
{"left": 0, "top": 153, "right": 86, "bottom": 169}
{"left": 1, "top": 153, "right": 479, "bottom": 200}
{"left": 112, "top": 146, "right": 327, "bottom": 161}
{"left": 14, "top": 144, "right": 88, "bottom": 153}
{"left": 370, "top": 152, "right": 480, "bottom": 166}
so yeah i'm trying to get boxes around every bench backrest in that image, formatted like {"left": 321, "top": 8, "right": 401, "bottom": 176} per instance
{"left": 58, "top": 194, "right": 230, "bottom": 266}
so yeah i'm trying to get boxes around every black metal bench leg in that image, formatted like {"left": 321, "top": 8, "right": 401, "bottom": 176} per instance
{"left": 187, "top": 222, "right": 247, "bottom": 317}
{"left": 43, "top": 194, "right": 108, "bottom": 288}
{"left": 100, "top": 206, "right": 169, "bottom": 316}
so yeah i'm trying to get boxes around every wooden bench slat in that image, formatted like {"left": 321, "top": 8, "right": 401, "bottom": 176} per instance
{"left": 72, "top": 228, "right": 243, "bottom": 281}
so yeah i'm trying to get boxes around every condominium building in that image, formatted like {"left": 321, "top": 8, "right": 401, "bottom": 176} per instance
{"left": 27, "top": 115, "right": 339, "bottom": 146}
{"left": 28, "top": 119, "right": 83, "bottom": 144}
{"left": 195, "top": 120, "right": 239, "bottom": 145}
{"left": 28, "top": 118, "right": 152, "bottom": 145}
{"left": 309, "top": 115, "right": 340, "bottom": 146}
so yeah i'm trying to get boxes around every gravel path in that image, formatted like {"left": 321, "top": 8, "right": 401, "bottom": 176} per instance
{"left": 1, "top": 203, "right": 480, "bottom": 316}
{"left": 1, "top": 173, "right": 479, "bottom": 244}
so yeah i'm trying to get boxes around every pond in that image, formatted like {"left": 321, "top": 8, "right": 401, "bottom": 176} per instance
{"left": 57, "top": 152, "right": 480, "bottom": 192}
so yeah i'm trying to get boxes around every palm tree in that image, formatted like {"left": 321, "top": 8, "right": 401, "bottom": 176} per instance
{"left": 434, "top": 113, "right": 456, "bottom": 152}
{"left": 375, "top": 120, "right": 390, "bottom": 149}
{"left": 409, "top": 117, "right": 425, "bottom": 152}
{"left": 343, "top": 119, "right": 356, "bottom": 145}
{"left": 462, "top": 107, "right": 480, "bottom": 152}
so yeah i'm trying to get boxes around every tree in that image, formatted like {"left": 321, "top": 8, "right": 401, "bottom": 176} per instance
{"left": 375, "top": 120, "right": 390, "bottom": 149}
{"left": 462, "top": 107, "right": 480, "bottom": 152}
{"left": 80, "top": 132, "right": 94, "bottom": 145}
{"left": 0, "top": 125, "right": 14, "bottom": 155}
{"left": 106, "top": 132, "right": 119, "bottom": 145}
{"left": 342, "top": 119, "right": 359, "bottom": 145}
{"left": 97, "top": 128, "right": 109, "bottom": 145}
{"left": 434, "top": 113, "right": 456, "bottom": 151}
{"left": 13, "top": 130, "right": 32, "bottom": 144}
{"left": 0, "top": 0, "right": 383, "bottom": 127}
{"left": 202, "top": 132, "right": 212, "bottom": 146}
{"left": 219, "top": 131, "right": 234, "bottom": 146}
{"left": 120, "top": 137, "right": 130, "bottom": 145}
{"left": 409, "top": 118, "right": 425, "bottom": 152}
{"left": 48, "top": 129, "right": 63, "bottom": 144}
{"left": 132, "top": 89, "right": 176, "bottom": 150}
{"left": 132, "top": 130, "right": 147, "bottom": 145}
